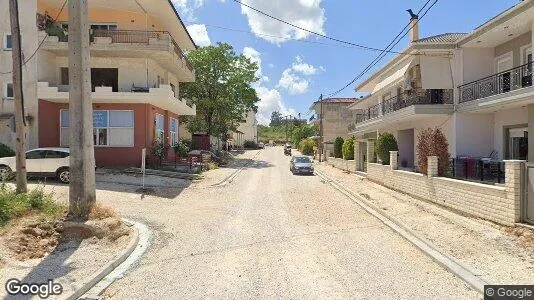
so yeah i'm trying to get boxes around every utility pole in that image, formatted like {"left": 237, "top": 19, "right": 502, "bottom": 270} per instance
{"left": 319, "top": 94, "right": 324, "bottom": 162}
{"left": 68, "top": 0, "right": 96, "bottom": 220}
{"left": 9, "top": 0, "right": 27, "bottom": 193}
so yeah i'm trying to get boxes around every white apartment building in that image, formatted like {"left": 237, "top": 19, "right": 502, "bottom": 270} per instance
{"left": 0, "top": 0, "right": 197, "bottom": 167}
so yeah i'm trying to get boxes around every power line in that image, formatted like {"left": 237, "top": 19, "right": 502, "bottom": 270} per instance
{"left": 0, "top": 0, "right": 67, "bottom": 75}
{"left": 326, "top": 0, "right": 439, "bottom": 97}
{"left": 231, "top": 0, "right": 440, "bottom": 57}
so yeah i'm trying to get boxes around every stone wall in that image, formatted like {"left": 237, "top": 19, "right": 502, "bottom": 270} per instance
{"left": 327, "top": 157, "right": 356, "bottom": 173}
{"left": 365, "top": 157, "right": 522, "bottom": 225}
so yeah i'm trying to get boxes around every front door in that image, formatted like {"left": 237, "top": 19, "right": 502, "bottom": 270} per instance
{"left": 497, "top": 55, "right": 513, "bottom": 93}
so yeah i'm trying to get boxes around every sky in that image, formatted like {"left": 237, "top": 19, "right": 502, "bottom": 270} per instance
{"left": 171, "top": 0, "right": 520, "bottom": 125}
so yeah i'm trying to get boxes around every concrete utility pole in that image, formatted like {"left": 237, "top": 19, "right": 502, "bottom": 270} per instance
{"left": 68, "top": 0, "right": 96, "bottom": 220}
{"left": 9, "top": 0, "right": 27, "bottom": 193}
{"left": 319, "top": 94, "right": 324, "bottom": 162}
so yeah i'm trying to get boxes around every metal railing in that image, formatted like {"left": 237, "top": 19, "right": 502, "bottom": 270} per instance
{"left": 459, "top": 62, "right": 533, "bottom": 103}
{"left": 446, "top": 157, "right": 505, "bottom": 184}
{"left": 348, "top": 89, "right": 453, "bottom": 129}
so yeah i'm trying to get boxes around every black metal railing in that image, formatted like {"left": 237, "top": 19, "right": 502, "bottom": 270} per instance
{"left": 446, "top": 157, "right": 505, "bottom": 184}
{"left": 349, "top": 89, "right": 453, "bottom": 129}
{"left": 459, "top": 62, "right": 533, "bottom": 103}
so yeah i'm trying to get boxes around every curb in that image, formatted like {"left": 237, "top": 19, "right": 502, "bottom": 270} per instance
{"left": 211, "top": 150, "right": 262, "bottom": 187}
{"left": 67, "top": 219, "right": 150, "bottom": 300}
{"left": 314, "top": 170, "right": 489, "bottom": 294}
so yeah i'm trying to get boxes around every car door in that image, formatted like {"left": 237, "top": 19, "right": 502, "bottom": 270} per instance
{"left": 42, "top": 150, "right": 68, "bottom": 174}
{"left": 25, "top": 150, "right": 47, "bottom": 174}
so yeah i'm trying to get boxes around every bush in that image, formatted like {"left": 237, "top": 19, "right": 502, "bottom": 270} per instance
{"left": 376, "top": 132, "right": 398, "bottom": 165}
{"left": 333, "top": 137, "right": 344, "bottom": 158}
{"left": 0, "top": 184, "right": 62, "bottom": 226}
{"left": 151, "top": 140, "right": 169, "bottom": 167}
{"left": 299, "top": 139, "right": 315, "bottom": 156}
{"left": 342, "top": 136, "right": 355, "bottom": 160}
{"left": 417, "top": 128, "right": 450, "bottom": 176}
{"left": 243, "top": 140, "right": 258, "bottom": 149}
{"left": 0, "top": 143, "right": 14, "bottom": 158}
{"left": 173, "top": 139, "right": 191, "bottom": 157}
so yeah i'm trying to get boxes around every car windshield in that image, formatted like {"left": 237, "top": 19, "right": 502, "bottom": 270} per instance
{"left": 295, "top": 157, "right": 311, "bottom": 163}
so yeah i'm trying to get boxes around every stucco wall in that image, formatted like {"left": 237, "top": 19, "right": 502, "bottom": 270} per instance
{"left": 454, "top": 113, "right": 495, "bottom": 158}
{"left": 461, "top": 48, "right": 495, "bottom": 84}
{"left": 327, "top": 157, "right": 356, "bottom": 173}
{"left": 494, "top": 107, "right": 528, "bottom": 160}
{"left": 366, "top": 162, "right": 517, "bottom": 225}
{"left": 495, "top": 32, "right": 531, "bottom": 68}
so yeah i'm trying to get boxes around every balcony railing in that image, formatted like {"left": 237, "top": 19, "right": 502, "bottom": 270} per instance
{"left": 348, "top": 89, "right": 453, "bottom": 130}
{"left": 459, "top": 62, "right": 533, "bottom": 103}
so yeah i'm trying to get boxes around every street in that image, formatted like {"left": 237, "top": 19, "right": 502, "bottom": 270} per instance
{"left": 100, "top": 146, "right": 477, "bottom": 299}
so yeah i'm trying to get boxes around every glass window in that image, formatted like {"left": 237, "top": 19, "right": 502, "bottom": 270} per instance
{"left": 6, "top": 83, "right": 13, "bottom": 99}
{"left": 93, "top": 110, "right": 108, "bottom": 128}
{"left": 60, "top": 110, "right": 69, "bottom": 127}
{"left": 295, "top": 156, "right": 311, "bottom": 163}
{"left": 26, "top": 150, "right": 47, "bottom": 159}
{"left": 109, "top": 111, "right": 134, "bottom": 127}
{"left": 93, "top": 128, "right": 108, "bottom": 146}
{"left": 155, "top": 114, "right": 164, "bottom": 141}
{"left": 4, "top": 34, "right": 12, "bottom": 50}
{"left": 169, "top": 117, "right": 179, "bottom": 145}
{"left": 45, "top": 150, "right": 69, "bottom": 159}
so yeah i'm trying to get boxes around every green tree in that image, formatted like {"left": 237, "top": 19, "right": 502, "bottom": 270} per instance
{"left": 270, "top": 111, "right": 282, "bottom": 127}
{"left": 334, "top": 137, "right": 344, "bottom": 158}
{"left": 291, "top": 123, "right": 316, "bottom": 146}
{"left": 342, "top": 137, "right": 355, "bottom": 160}
{"left": 376, "top": 132, "right": 398, "bottom": 165}
{"left": 299, "top": 139, "right": 315, "bottom": 156}
{"left": 180, "top": 43, "right": 259, "bottom": 141}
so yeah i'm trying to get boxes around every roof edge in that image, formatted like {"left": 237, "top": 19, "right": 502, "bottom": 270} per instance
{"left": 166, "top": 0, "right": 198, "bottom": 49}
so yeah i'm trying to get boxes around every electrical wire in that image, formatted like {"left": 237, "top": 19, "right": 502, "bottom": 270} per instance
{"left": 325, "top": 0, "right": 439, "bottom": 98}
{"left": 0, "top": 0, "right": 68, "bottom": 75}
{"left": 231, "top": 0, "right": 440, "bottom": 57}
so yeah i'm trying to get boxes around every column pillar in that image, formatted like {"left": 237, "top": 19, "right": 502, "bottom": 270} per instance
{"left": 528, "top": 104, "right": 534, "bottom": 162}
{"left": 390, "top": 151, "right": 398, "bottom": 170}
{"left": 427, "top": 156, "right": 438, "bottom": 177}
{"left": 354, "top": 141, "right": 362, "bottom": 171}
{"left": 366, "top": 140, "right": 375, "bottom": 163}
{"left": 505, "top": 160, "right": 524, "bottom": 223}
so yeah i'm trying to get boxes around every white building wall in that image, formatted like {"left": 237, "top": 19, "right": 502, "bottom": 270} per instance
{"left": 493, "top": 107, "right": 528, "bottom": 160}
{"left": 237, "top": 110, "right": 257, "bottom": 143}
{"left": 461, "top": 47, "right": 495, "bottom": 84}
{"left": 454, "top": 113, "right": 494, "bottom": 158}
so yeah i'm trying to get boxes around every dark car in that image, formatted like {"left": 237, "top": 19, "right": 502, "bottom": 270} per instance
{"left": 290, "top": 155, "right": 314, "bottom": 175}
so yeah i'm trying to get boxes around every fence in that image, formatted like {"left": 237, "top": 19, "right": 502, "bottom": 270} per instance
{"left": 447, "top": 157, "right": 505, "bottom": 184}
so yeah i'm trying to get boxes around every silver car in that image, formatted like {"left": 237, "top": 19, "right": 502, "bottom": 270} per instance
{"left": 290, "top": 155, "right": 314, "bottom": 175}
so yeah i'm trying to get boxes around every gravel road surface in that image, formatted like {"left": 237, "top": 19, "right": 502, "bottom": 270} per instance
{"left": 101, "top": 146, "right": 478, "bottom": 299}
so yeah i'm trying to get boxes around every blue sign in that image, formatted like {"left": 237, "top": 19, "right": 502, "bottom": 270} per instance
{"left": 93, "top": 111, "right": 108, "bottom": 128}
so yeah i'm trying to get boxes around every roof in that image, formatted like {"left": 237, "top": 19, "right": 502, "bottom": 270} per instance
{"left": 414, "top": 33, "right": 468, "bottom": 45}
{"left": 166, "top": 0, "right": 198, "bottom": 49}
{"left": 310, "top": 98, "right": 358, "bottom": 111}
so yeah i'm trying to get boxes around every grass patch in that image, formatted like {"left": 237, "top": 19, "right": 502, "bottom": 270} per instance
{"left": 88, "top": 202, "right": 117, "bottom": 220}
{"left": 0, "top": 183, "right": 64, "bottom": 227}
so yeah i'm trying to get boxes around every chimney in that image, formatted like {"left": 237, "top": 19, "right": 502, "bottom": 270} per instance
{"left": 406, "top": 9, "right": 419, "bottom": 42}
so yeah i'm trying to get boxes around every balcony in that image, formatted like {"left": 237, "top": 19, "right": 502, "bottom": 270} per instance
{"left": 348, "top": 89, "right": 453, "bottom": 131}
{"left": 40, "top": 29, "right": 195, "bottom": 81}
{"left": 459, "top": 62, "right": 533, "bottom": 104}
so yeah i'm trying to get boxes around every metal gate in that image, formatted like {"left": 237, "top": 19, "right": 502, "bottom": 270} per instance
{"left": 524, "top": 163, "right": 534, "bottom": 224}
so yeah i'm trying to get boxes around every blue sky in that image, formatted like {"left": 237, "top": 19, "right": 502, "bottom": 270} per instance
{"left": 172, "top": 0, "right": 519, "bottom": 124}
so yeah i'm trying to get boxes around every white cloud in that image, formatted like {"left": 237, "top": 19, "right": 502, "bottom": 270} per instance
{"left": 186, "top": 24, "right": 212, "bottom": 47}
{"left": 277, "top": 56, "right": 321, "bottom": 95}
{"left": 254, "top": 86, "right": 297, "bottom": 125}
{"left": 243, "top": 46, "right": 268, "bottom": 83}
{"left": 239, "top": 0, "right": 326, "bottom": 44}
{"left": 172, "top": 0, "right": 205, "bottom": 22}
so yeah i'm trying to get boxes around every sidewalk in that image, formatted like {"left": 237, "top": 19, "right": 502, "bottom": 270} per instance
{"left": 191, "top": 149, "right": 260, "bottom": 187}
{"left": 315, "top": 163, "right": 534, "bottom": 285}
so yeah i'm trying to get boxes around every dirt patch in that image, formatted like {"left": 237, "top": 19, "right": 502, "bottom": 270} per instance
{"left": 2, "top": 205, "right": 131, "bottom": 261}
{"left": 504, "top": 226, "right": 534, "bottom": 248}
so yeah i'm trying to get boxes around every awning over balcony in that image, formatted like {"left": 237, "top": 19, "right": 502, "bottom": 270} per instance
{"left": 420, "top": 56, "right": 453, "bottom": 89}
{"left": 372, "top": 59, "right": 415, "bottom": 94}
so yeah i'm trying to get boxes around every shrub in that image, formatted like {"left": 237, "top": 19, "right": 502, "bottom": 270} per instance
{"left": 173, "top": 139, "right": 191, "bottom": 157}
{"left": 333, "top": 137, "right": 344, "bottom": 158}
{"left": 0, "top": 184, "right": 62, "bottom": 226}
{"left": 299, "top": 139, "right": 315, "bottom": 156}
{"left": 0, "top": 143, "right": 14, "bottom": 158}
{"left": 342, "top": 136, "right": 355, "bottom": 160}
{"left": 151, "top": 139, "right": 169, "bottom": 167}
{"left": 417, "top": 128, "right": 450, "bottom": 176}
{"left": 243, "top": 140, "right": 258, "bottom": 149}
{"left": 376, "top": 132, "right": 398, "bottom": 165}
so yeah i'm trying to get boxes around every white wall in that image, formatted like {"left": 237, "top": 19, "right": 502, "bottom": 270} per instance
{"left": 237, "top": 109, "right": 257, "bottom": 143}
{"left": 494, "top": 107, "right": 528, "bottom": 160}
{"left": 461, "top": 48, "right": 495, "bottom": 84}
{"left": 454, "top": 113, "right": 494, "bottom": 158}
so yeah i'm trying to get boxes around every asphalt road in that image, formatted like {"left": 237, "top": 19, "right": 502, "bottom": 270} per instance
{"left": 103, "top": 146, "right": 478, "bottom": 299}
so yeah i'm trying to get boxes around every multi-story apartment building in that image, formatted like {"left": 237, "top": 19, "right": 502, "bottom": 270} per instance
{"left": 0, "top": 0, "right": 196, "bottom": 167}
{"left": 310, "top": 97, "right": 357, "bottom": 156}
{"left": 228, "top": 109, "right": 258, "bottom": 148}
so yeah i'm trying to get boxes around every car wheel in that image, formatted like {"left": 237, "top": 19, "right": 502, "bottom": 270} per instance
{"left": 0, "top": 165, "right": 12, "bottom": 180}
{"left": 57, "top": 168, "right": 70, "bottom": 184}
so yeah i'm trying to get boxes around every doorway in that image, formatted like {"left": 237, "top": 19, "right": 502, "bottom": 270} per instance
{"left": 91, "top": 68, "right": 118, "bottom": 92}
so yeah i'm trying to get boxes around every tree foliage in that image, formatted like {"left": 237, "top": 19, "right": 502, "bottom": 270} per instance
{"left": 299, "top": 139, "right": 315, "bottom": 156}
{"left": 376, "top": 132, "right": 398, "bottom": 165}
{"left": 180, "top": 43, "right": 259, "bottom": 140}
{"left": 417, "top": 128, "right": 450, "bottom": 176}
{"left": 291, "top": 123, "right": 317, "bottom": 146}
{"left": 270, "top": 111, "right": 282, "bottom": 127}
{"left": 334, "top": 137, "right": 344, "bottom": 158}
{"left": 342, "top": 136, "right": 355, "bottom": 160}
{"left": 0, "top": 143, "right": 15, "bottom": 158}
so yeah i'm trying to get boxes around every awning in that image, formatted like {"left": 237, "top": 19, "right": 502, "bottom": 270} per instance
{"left": 372, "top": 59, "right": 415, "bottom": 94}
{"left": 420, "top": 56, "right": 453, "bottom": 89}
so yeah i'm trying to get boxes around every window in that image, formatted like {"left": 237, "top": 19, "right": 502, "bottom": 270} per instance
{"left": 45, "top": 150, "right": 69, "bottom": 159}
{"left": 60, "top": 110, "right": 134, "bottom": 147}
{"left": 60, "top": 68, "right": 69, "bottom": 85}
{"left": 4, "top": 34, "right": 12, "bottom": 50}
{"left": 5, "top": 83, "right": 13, "bottom": 99}
{"left": 155, "top": 114, "right": 164, "bottom": 141}
{"left": 169, "top": 117, "right": 179, "bottom": 146}
{"left": 26, "top": 150, "right": 47, "bottom": 159}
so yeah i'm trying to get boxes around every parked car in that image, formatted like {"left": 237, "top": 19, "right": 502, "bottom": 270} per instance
{"left": 0, "top": 148, "right": 71, "bottom": 183}
{"left": 258, "top": 142, "right": 265, "bottom": 149}
{"left": 290, "top": 155, "right": 314, "bottom": 175}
